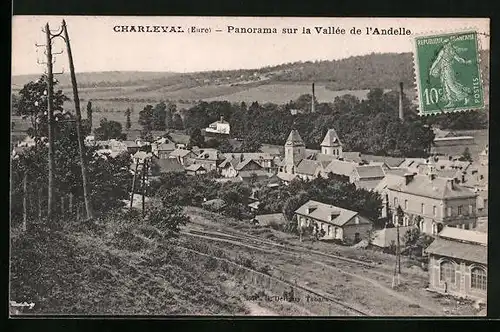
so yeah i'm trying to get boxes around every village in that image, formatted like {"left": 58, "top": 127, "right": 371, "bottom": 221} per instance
{"left": 10, "top": 17, "right": 489, "bottom": 317}
{"left": 11, "top": 82, "right": 488, "bottom": 313}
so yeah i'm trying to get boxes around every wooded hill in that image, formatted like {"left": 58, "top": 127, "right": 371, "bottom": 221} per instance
{"left": 12, "top": 51, "right": 490, "bottom": 92}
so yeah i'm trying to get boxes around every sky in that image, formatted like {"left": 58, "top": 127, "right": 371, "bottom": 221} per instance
{"left": 12, "top": 16, "right": 490, "bottom": 76}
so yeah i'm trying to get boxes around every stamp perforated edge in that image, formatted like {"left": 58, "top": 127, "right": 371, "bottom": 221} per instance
{"left": 411, "top": 28, "right": 488, "bottom": 117}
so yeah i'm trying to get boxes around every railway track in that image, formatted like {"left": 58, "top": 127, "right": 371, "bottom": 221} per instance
{"left": 175, "top": 243, "right": 370, "bottom": 316}
{"left": 180, "top": 227, "right": 442, "bottom": 316}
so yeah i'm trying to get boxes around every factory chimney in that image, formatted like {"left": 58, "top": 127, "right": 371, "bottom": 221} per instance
{"left": 311, "top": 82, "right": 316, "bottom": 113}
{"left": 398, "top": 82, "right": 404, "bottom": 121}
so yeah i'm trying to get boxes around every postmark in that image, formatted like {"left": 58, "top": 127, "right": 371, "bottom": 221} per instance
{"left": 413, "top": 30, "right": 484, "bottom": 116}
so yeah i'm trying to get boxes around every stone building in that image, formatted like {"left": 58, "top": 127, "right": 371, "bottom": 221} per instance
{"left": 425, "top": 227, "right": 487, "bottom": 301}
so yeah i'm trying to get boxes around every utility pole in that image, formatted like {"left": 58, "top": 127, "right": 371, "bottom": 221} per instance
{"left": 62, "top": 19, "right": 93, "bottom": 220}
{"left": 130, "top": 161, "right": 139, "bottom": 210}
{"left": 142, "top": 159, "right": 148, "bottom": 218}
{"left": 23, "top": 171, "right": 28, "bottom": 231}
{"left": 45, "top": 23, "right": 56, "bottom": 222}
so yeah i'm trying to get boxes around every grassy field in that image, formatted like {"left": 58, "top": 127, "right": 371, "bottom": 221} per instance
{"left": 9, "top": 217, "right": 249, "bottom": 315}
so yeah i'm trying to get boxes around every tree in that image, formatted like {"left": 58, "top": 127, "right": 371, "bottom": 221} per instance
{"left": 460, "top": 147, "right": 473, "bottom": 162}
{"left": 403, "top": 227, "right": 420, "bottom": 259}
{"left": 125, "top": 108, "right": 132, "bottom": 131}
{"left": 236, "top": 134, "right": 262, "bottom": 153}
{"left": 94, "top": 118, "right": 126, "bottom": 140}
{"left": 218, "top": 139, "right": 234, "bottom": 153}
{"left": 143, "top": 204, "right": 190, "bottom": 238}
{"left": 138, "top": 105, "right": 154, "bottom": 132}
{"left": 16, "top": 75, "right": 69, "bottom": 140}
{"left": 171, "top": 113, "right": 184, "bottom": 130}
{"left": 188, "top": 128, "right": 205, "bottom": 148}
{"left": 152, "top": 101, "right": 167, "bottom": 130}
{"left": 86, "top": 101, "right": 93, "bottom": 131}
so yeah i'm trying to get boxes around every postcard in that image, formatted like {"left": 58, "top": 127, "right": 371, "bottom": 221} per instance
{"left": 10, "top": 16, "right": 489, "bottom": 317}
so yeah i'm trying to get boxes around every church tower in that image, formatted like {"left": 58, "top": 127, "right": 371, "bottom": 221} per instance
{"left": 320, "top": 128, "right": 343, "bottom": 158}
{"left": 284, "top": 129, "right": 305, "bottom": 174}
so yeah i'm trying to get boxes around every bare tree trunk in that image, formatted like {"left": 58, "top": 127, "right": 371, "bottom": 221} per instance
{"left": 62, "top": 20, "right": 93, "bottom": 220}
{"left": 76, "top": 202, "right": 80, "bottom": 221}
{"left": 61, "top": 196, "right": 65, "bottom": 215}
{"left": 22, "top": 172, "right": 27, "bottom": 232}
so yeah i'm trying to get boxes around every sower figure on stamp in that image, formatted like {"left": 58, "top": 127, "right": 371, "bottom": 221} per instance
{"left": 429, "top": 41, "right": 473, "bottom": 108}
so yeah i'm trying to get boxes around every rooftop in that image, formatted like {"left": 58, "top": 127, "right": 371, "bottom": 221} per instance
{"left": 285, "top": 129, "right": 305, "bottom": 146}
{"left": 387, "top": 173, "right": 477, "bottom": 200}
{"left": 169, "top": 149, "right": 194, "bottom": 158}
{"left": 185, "top": 164, "right": 206, "bottom": 171}
{"left": 425, "top": 237, "right": 487, "bottom": 265}
{"left": 295, "top": 200, "right": 365, "bottom": 226}
{"left": 254, "top": 213, "right": 287, "bottom": 226}
{"left": 296, "top": 159, "right": 321, "bottom": 176}
{"left": 354, "top": 165, "right": 386, "bottom": 179}
{"left": 438, "top": 226, "right": 487, "bottom": 246}
{"left": 321, "top": 128, "right": 342, "bottom": 147}
{"left": 152, "top": 158, "right": 184, "bottom": 173}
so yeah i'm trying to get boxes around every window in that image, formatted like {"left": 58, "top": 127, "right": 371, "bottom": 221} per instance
{"left": 421, "top": 203, "right": 425, "bottom": 214}
{"left": 447, "top": 207, "right": 452, "bottom": 217}
{"left": 394, "top": 197, "right": 398, "bottom": 206}
{"left": 469, "top": 205, "right": 473, "bottom": 215}
{"left": 433, "top": 206, "right": 437, "bottom": 216}
{"left": 458, "top": 205, "right": 463, "bottom": 215}
{"left": 471, "top": 267, "right": 487, "bottom": 291}
{"left": 440, "top": 261, "right": 456, "bottom": 283}
{"left": 328, "top": 225, "right": 332, "bottom": 235}
{"left": 404, "top": 200, "right": 408, "bottom": 209}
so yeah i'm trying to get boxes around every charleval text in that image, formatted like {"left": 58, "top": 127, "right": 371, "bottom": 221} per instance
{"left": 113, "top": 25, "right": 184, "bottom": 33}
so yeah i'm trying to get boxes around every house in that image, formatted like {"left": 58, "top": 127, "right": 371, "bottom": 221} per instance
{"left": 248, "top": 201, "right": 261, "bottom": 213}
{"left": 168, "top": 148, "right": 197, "bottom": 166}
{"left": 119, "top": 140, "right": 139, "bottom": 154}
{"left": 204, "top": 116, "right": 230, "bottom": 136}
{"left": 237, "top": 170, "right": 271, "bottom": 183}
{"left": 150, "top": 157, "right": 185, "bottom": 176}
{"left": 371, "top": 225, "right": 416, "bottom": 249}
{"left": 185, "top": 163, "right": 207, "bottom": 176}
{"left": 431, "top": 136, "right": 475, "bottom": 156}
{"left": 194, "top": 149, "right": 225, "bottom": 171}
{"left": 360, "top": 154, "right": 405, "bottom": 168}
{"left": 294, "top": 200, "right": 373, "bottom": 244}
{"left": 387, "top": 166, "right": 478, "bottom": 235}
{"left": 253, "top": 213, "right": 287, "bottom": 227}
{"left": 350, "top": 165, "right": 386, "bottom": 191}
{"left": 153, "top": 142, "right": 177, "bottom": 159}
{"left": 425, "top": 227, "right": 487, "bottom": 301}
{"left": 276, "top": 172, "right": 298, "bottom": 185}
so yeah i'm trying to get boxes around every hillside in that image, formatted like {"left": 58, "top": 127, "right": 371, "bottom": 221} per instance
{"left": 11, "top": 50, "right": 489, "bottom": 107}
{"left": 9, "top": 219, "right": 248, "bottom": 315}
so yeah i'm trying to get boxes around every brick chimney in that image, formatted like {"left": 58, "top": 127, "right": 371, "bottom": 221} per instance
{"left": 398, "top": 82, "right": 404, "bottom": 121}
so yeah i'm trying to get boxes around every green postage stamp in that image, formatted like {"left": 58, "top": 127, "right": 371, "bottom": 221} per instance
{"left": 413, "top": 31, "right": 484, "bottom": 115}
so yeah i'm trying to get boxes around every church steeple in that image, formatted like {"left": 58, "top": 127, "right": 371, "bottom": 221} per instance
{"left": 320, "top": 128, "right": 343, "bottom": 157}
{"left": 284, "top": 129, "right": 305, "bottom": 174}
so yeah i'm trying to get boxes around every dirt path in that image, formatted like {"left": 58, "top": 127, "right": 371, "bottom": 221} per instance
{"left": 244, "top": 301, "right": 279, "bottom": 316}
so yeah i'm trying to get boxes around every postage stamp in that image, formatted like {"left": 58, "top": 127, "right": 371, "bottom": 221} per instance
{"left": 413, "top": 30, "right": 484, "bottom": 115}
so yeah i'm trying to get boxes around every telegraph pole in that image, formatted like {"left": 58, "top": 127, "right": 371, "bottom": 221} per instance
{"left": 45, "top": 23, "right": 56, "bottom": 222}
{"left": 62, "top": 19, "right": 93, "bottom": 220}
{"left": 142, "top": 159, "right": 148, "bottom": 218}
{"left": 130, "top": 161, "right": 139, "bottom": 210}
